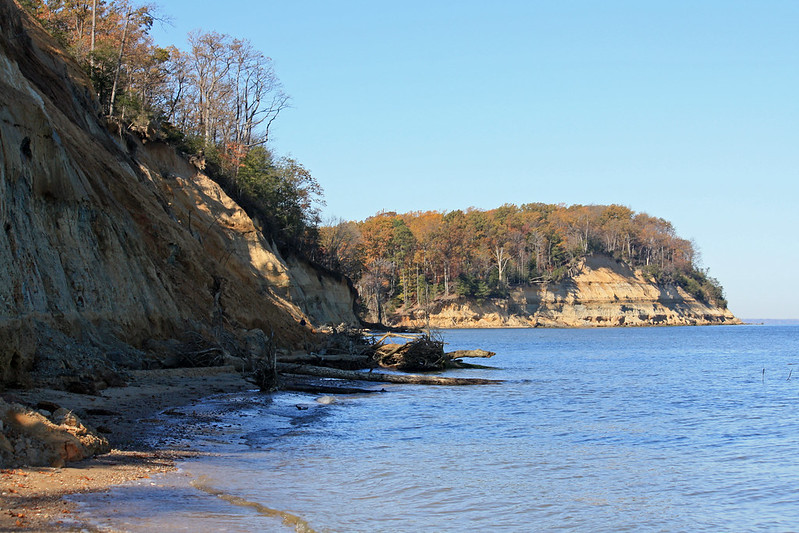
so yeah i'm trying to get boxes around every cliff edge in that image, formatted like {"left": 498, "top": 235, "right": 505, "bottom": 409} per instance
{"left": 389, "top": 255, "right": 739, "bottom": 328}
{"left": 0, "top": 0, "right": 357, "bottom": 389}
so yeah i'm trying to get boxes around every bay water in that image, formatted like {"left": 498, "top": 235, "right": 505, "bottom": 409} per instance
{"left": 73, "top": 325, "right": 799, "bottom": 532}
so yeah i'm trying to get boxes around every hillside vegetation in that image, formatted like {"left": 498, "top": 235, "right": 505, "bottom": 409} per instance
{"left": 0, "top": 0, "right": 361, "bottom": 392}
{"left": 319, "top": 204, "right": 727, "bottom": 322}
{"left": 20, "top": 0, "right": 324, "bottom": 254}
{"left": 17, "top": 1, "right": 728, "bottom": 329}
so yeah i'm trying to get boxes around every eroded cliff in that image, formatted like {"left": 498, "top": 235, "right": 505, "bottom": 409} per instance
{"left": 0, "top": 0, "right": 357, "bottom": 388}
{"left": 389, "top": 255, "right": 739, "bottom": 329}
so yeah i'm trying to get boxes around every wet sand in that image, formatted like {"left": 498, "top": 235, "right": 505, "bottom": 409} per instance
{"left": 0, "top": 366, "right": 255, "bottom": 532}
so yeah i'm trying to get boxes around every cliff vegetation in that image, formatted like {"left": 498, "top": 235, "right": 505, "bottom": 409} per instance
{"left": 18, "top": 0, "right": 324, "bottom": 256}
{"left": 318, "top": 205, "right": 734, "bottom": 326}
{"left": 0, "top": 0, "right": 358, "bottom": 392}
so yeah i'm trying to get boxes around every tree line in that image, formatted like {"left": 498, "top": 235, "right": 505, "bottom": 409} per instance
{"left": 21, "top": 0, "right": 323, "bottom": 252}
{"left": 19, "top": 2, "right": 727, "bottom": 321}
{"left": 318, "top": 204, "right": 727, "bottom": 322}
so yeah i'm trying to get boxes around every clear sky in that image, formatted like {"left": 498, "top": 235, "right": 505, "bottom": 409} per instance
{"left": 151, "top": 1, "right": 799, "bottom": 319}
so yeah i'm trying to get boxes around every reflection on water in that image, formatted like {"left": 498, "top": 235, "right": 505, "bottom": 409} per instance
{"left": 74, "top": 326, "right": 799, "bottom": 532}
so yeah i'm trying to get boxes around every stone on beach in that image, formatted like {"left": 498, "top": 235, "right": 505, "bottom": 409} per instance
{"left": 0, "top": 398, "right": 110, "bottom": 468}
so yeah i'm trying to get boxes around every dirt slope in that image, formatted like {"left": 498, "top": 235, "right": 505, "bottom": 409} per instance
{"left": 0, "top": 0, "right": 357, "bottom": 387}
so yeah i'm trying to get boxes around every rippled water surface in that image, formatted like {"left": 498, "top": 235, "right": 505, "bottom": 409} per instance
{"left": 75, "top": 325, "right": 799, "bottom": 532}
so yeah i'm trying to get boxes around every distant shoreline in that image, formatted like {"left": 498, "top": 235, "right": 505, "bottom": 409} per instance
{"left": 740, "top": 318, "right": 799, "bottom": 325}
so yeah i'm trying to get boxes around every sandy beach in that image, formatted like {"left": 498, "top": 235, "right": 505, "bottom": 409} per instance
{"left": 1, "top": 366, "right": 255, "bottom": 532}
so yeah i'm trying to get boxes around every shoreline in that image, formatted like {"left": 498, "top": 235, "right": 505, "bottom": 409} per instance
{"left": 1, "top": 366, "right": 255, "bottom": 532}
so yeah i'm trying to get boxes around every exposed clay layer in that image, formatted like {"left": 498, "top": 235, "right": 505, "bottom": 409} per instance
{"left": 389, "top": 255, "right": 739, "bottom": 329}
{"left": 0, "top": 0, "right": 358, "bottom": 387}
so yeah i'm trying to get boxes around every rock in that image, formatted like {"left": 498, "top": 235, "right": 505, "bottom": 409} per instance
{"left": 65, "top": 377, "right": 101, "bottom": 396}
{"left": 51, "top": 408, "right": 81, "bottom": 428}
{"left": 0, "top": 320, "right": 36, "bottom": 386}
{"left": 0, "top": 398, "right": 110, "bottom": 468}
{"left": 242, "top": 329, "right": 269, "bottom": 360}
{"left": 316, "top": 396, "right": 336, "bottom": 404}
{"left": 35, "top": 400, "right": 61, "bottom": 413}
{"left": 0, "top": 432, "right": 13, "bottom": 455}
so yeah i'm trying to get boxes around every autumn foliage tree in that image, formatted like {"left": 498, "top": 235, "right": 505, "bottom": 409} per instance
{"left": 319, "top": 204, "right": 728, "bottom": 320}
{"left": 23, "top": 1, "right": 320, "bottom": 253}
{"left": 21, "top": 3, "right": 727, "bottom": 318}
{"left": 20, "top": 0, "right": 164, "bottom": 118}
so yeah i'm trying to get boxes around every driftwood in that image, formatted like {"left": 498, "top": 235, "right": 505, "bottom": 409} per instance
{"left": 279, "top": 378, "right": 383, "bottom": 395}
{"left": 277, "top": 363, "right": 502, "bottom": 386}
{"left": 445, "top": 360, "right": 496, "bottom": 370}
{"left": 373, "top": 337, "right": 447, "bottom": 371}
{"left": 311, "top": 327, "right": 377, "bottom": 358}
{"left": 278, "top": 353, "right": 373, "bottom": 370}
{"left": 372, "top": 332, "right": 424, "bottom": 344}
{"left": 445, "top": 349, "right": 496, "bottom": 359}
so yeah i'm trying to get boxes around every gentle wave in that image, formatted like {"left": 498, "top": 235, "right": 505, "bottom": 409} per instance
{"left": 191, "top": 476, "right": 317, "bottom": 533}
{"left": 74, "top": 325, "right": 799, "bottom": 532}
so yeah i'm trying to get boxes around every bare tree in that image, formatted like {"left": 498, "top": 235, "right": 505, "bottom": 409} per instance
{"left": 187, "top": 30, "right": 234, "bottom": 145}
{"left": 229, "top": 39, "right": 289, "bottom": 148}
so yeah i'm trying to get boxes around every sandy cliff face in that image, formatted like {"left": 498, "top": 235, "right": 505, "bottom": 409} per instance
{"left": 135, "top": 143, "right": 358, "bottom": 330}
{"left": 389, "top": 255, "right": 739, "bottom": 329}
{"left": 0, "top": 0, "right": 357, "bottom": 387}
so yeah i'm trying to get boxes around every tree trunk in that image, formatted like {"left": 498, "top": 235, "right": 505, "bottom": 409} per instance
{"left": 445, "top": 349, "right": 496, "bottom": 359}
{"left": 494, "top": 245, "right": 509, "bottom": 287}
{"left": 277, "top": 363, "right": 502, "bottom": 386}
{"left": 108, "top": 9, "right": 131, "bottom": 117}
{"left": 89, "top": 0, "right": 97, "bottom": 68}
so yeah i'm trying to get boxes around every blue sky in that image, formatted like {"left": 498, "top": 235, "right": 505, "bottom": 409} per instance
{"left": 151, "top": 1, "right": 799, "bottom": 319}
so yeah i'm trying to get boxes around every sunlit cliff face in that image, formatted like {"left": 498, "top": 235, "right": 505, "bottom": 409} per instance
{"left": 388, "top": 255, "right": 739, "bottom": 329}
{"left": 0, "top": 0, "right": 357, "bottom": 387}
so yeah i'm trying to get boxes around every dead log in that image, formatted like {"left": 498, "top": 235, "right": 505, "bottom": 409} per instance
{"left": 376, "top": 333, "right": 424, "bottom": 341}
{"left": 374, "top": 343, "right": 405, "bottom": 358}
{"left": 373, "top": 337, "right": 447, "bottom": 371}
{"left": 277, "top": 353, "right": 373, "bottom": 370}
{"left": 444, "top": 360, "right": 496, "bottom": 370}
{"left": 279, "top": 378, "right": 384, "bottom": 395}
{"left": 277, "top": 363, "right": 502, "bottom": 386}
{"left": 445, "top": 349, "right": 496, "bottom": 359}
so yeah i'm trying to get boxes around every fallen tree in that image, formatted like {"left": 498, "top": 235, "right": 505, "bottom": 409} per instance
{"left": 279, "top": 377, "right": 384, "bottom": 395}
{"left": 446, "top": 349, "right": 496, "bottom": 359}
{"left": 276, "top": 363, "right": 502, "bottom": 386}
{"left": 277, "top": 353, "right": 373, "bottom": 370}
{"left": 373, "top": 336, "right": 447, "bottom": 371}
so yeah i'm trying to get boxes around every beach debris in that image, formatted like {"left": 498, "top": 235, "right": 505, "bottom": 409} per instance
{"left": 373, "top": 336, "right": 448, "bottom": 372}
{"left": 275, "top": 329, "right": 500, "bottom": 390}
{"left": 279, "top": 378, "right": 382, "bottom": 395}
{"left": 310, "top": 326, "right": 378, "bottom": 359}
{"left": 277, "top": 353, "right": 374, "bottom": 371}
{"left": 445, "top": 349, "right": 496, "bottom": 359}
{"left": 277, "top": 363, "right": 502, "bottom": 386}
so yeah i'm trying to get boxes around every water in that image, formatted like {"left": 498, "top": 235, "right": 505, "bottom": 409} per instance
{"left": 73, "top": 325, "right": 799, "bottom": 532}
